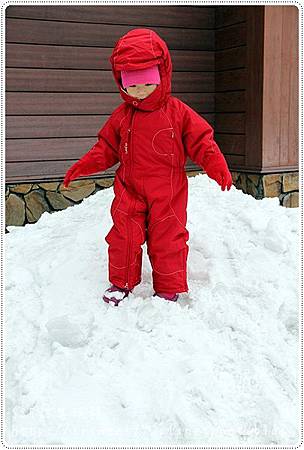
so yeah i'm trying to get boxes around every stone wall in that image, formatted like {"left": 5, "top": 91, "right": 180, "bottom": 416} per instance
{"left": 5, "top": 178, "right": 113, "bottom": 231}
{"left": 231, "top": 171, "right": 299, "bottom": 208}
{"left": 5, "top": 171, "right": 299, "bottom": 230}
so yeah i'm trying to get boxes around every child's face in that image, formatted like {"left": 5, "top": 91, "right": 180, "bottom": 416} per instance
{"left": 125, "top": 83, "right": 158, "bottom": 100}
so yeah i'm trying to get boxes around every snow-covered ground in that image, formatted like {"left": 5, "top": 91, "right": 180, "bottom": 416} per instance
{"left": 4, "top": 174, "right": 301, "bottom": 445}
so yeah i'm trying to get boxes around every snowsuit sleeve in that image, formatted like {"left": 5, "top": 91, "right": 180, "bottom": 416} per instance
{"left": 71, "top": 111, "right": 121, "bottom": 177}
{"left": 181, "top": 102, "right": 230, "bottom": 178}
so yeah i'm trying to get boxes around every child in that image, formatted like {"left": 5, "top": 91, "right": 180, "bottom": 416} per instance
{"left": 63, "top": 28, "right": 232, "bottom": 306}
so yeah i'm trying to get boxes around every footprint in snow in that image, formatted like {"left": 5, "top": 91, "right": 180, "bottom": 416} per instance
{"left": 45, "top": 313, "right": 94, "bottom": 348}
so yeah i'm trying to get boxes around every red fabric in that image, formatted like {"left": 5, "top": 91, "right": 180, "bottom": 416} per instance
{"left": 63, "top": 28, "right": 232, "bottom": 293}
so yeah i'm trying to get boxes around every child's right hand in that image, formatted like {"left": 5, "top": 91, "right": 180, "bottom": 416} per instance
{"left": 63, "top": 162, "right": 82, "bottom": 188}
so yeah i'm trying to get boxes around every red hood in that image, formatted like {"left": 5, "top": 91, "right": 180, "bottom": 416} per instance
{"left": 109, "top": 28, "right": 172, "bottom": 111}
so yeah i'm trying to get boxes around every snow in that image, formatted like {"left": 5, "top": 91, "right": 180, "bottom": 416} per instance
{"left": 4, "top": 173, "right": 301, "bottom": 445}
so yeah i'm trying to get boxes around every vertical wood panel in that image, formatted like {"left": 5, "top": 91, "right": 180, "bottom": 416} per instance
{"left": 245, "top": 6, "right": 264, "bottom": 170}
{"left": 262, "top": 6, "right": 299, "bottom": 169}
{"left": 288, "top": 7, "right": 299, "bottom": 167}
{"left": 281, "top": 6, "right": 299, "bottom": 167}
{"left": 262, "top": 6, "right": 283, "bottom": 167}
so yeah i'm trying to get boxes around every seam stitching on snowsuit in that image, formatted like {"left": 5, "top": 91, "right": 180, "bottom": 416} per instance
{"left": 148, "top": 214, "right": 175, "bottom": 232}
{"left": 116, "top": 207, "right": 145, "bottom": 243}
{"left": 110, "top": 262, "right": 127, "bottom": 269}
{"left": 160, "top": 107, "right": 174, "bottom": 130}
{"left": 151, "top": 128, "right": 173, "bottom": 156}
{"left": 131, "top": 217, "right": 145, "bottom": 243}
{"left": 169, "top": 157, "right": 188, "bottom": 287}
{"left": 109, "top": 250, "right": 141, "bottom": 270}
{"left": 112, "top": 187, "right": 126, "bottom": 218}
{"left": 152, "top": 268, "right": 185, "bottom": 275}
{"left": 169, "top": 156, "right": 186, "bottom": 228}
{"left": 116, "top": 208, "right": 128, "bottom": 215}
{"left": 119, "top": 114, "right": 127, "bottom": 127}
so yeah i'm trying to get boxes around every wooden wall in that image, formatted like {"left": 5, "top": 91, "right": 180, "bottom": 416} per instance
{"left": 214, "top": 6, "right": 247, "bottom": 170}
{"left": 215, "top": 5, "right": 298, "bottom": 173}
{"left": 5, "top": 5, "right": 299, "bottom": 183}
{"left": 5, "top": 5, "right": 216, "bottom": 183}
{"left": 239, "top": 5, "right": 298, "bottom": 173}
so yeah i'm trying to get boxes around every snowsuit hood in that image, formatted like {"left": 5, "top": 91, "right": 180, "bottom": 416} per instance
{"left": 110, "top": 28, "right": 172, "bottom": 111}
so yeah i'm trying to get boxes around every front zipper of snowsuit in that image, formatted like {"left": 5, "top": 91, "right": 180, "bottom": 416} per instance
{"left": 124, "top": 106, "right": 137, "bottom": 289}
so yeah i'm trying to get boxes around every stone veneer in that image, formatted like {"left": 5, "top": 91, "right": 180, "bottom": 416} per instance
{"left": 5, "top": 171, "right": 299, "bottom": 230}
{"left": 5, "top": 179, "right": 113, "bottom": 231}
{"left": 231, "top": 171, "right": 299, "bottom": 208}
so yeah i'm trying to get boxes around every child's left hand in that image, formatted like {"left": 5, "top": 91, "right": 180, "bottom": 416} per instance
{"left": 217, "top": 168, "right": 233, "bottom": 191}
{"left": 204, "top": 153, "right": 233, "bottom": 191}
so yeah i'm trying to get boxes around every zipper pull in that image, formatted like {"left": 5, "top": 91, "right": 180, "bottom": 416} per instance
{"left": 171, "top": 130, "right": 174, "bottom": 138}
{"left": 125, "top": 282, "right": 129, "bottom": 289}
{"left": 124, "top": 142, "right": 128, "bottom": 153}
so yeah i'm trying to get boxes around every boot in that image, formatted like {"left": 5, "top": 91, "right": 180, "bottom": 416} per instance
{"left": 153, "top": 292, "right": 179, "bottom": 302}
{"left": 102, "top": 284, "right": 132, "bottom": 306}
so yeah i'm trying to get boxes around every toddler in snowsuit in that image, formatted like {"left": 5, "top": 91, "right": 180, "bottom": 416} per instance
{"left": 63, "top": 28, "right": 232, "bottom": 306}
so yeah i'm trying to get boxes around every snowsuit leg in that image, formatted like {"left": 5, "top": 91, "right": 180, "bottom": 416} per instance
{"left": 105, "top": 168, "right": 189, "bottom": 294}
{"left": 105, "top": 170, "right": 147, "bottom": 290}
{"left": 145, "top": 170, "right": 189, "bottom": 294}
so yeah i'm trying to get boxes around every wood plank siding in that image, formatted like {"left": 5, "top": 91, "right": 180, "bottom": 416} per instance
{"left": 215, "top": 6, "right": 247, "bottom": 169}
{"left": 5, "top": 5, "right": 298, "bottom": 183}
{"left": 5, "top": 5, "right": 216, "bottom": 183}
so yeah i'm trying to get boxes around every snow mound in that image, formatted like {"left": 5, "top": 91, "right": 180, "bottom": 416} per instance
{"left": 4, "top": 174, "right": 300, "bottom": 445}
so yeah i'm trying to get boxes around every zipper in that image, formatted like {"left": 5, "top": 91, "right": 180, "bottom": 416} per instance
{"left": 124, "top": 109, "right": 136, "bottom": 289}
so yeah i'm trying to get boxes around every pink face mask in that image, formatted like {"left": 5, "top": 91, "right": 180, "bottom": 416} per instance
{"left": 121, "top": 65, "right": 160, "bottom": 88}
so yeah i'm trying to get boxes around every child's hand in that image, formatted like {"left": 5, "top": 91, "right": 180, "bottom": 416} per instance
{"left": 208, "top": 167, "right": 232, "bottom": 191}
{"left": 63, "top": 162, "right": 82, "bottom": 188}
{"left": 204, "top": 153, "right": 233, "bottom": 191}
{"left": 217, "top": 169, "right": 233, "bottom": 191}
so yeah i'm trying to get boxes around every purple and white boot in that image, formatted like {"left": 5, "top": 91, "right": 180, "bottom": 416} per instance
{"left": 102, "top": 284, "right": 132, "bottom": 306}
{"left": 153, "top": 292, "right": 179, "bottom": 302}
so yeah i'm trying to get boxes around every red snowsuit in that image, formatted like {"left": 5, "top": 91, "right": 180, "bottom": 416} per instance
{"left": 64, "top": 29, "right": 232, "bottom": 294}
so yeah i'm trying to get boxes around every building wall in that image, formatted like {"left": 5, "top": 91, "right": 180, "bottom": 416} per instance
{"left": 6, "top": 5, "right": 217, "bottom": 183}
{"left": 261, "top": 5, "right": 299, "bottom": 171}
{"left": 5, "top": 5, "right": 299, "bottom": 228}
{"left": 214, "top": 6, "right": 247, "bottom": 170}
{"left": 245, "top": 5, "right": 299, "bottom": 172}
{"left": 214, "top": 5, "right": 299, "bottom": 173}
